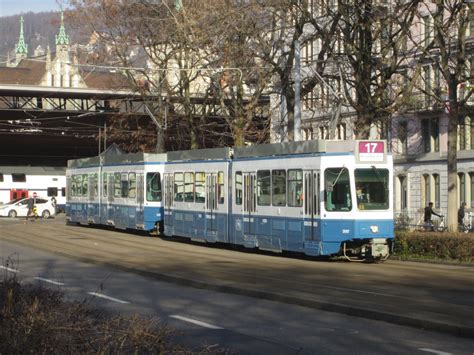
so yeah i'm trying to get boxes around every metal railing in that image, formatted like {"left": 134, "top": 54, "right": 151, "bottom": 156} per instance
{"left": 394, "top": 209, "right": 474, "bottom": 232}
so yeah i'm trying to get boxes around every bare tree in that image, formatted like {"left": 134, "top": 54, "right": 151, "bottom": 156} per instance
{"left": 408, "top": 1, "right": 473, "bottom": 231}
{"left": 335, "top": 0, "right": 421, "bottom": 139}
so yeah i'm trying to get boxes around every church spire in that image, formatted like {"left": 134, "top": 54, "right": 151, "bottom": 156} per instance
{"left": 15, "top": 16, "right": 28, "bottom": 57}
{"left": 55, "top": 12, "right": 69, "bottom": 46}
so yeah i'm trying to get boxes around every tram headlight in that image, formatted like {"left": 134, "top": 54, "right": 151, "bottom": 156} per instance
{"left": 370, "top": 225, "right": 379, "bottom": 234}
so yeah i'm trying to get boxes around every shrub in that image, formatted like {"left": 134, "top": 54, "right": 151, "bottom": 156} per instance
{"left": 393, "top": 231, "right": 474, "bottom": 263}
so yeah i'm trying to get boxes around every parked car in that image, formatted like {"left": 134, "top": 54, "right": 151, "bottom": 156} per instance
{"left": 0, "top": 197, "right": 56, "bottom": 218}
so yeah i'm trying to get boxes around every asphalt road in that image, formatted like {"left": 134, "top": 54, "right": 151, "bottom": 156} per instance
{"left": 1, "top": 239, "right": 474, "bottom": 354}
{"left": 0, "top": 215, "right": 473, "bottom": 340}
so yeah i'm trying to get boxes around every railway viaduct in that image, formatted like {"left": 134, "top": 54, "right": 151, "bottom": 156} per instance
{"left": 0, "top": 84, "right": 152, "bottom": 166}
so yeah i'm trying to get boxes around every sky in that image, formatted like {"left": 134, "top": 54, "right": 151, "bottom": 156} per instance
{"left": 0, "top": 0, "right": 65, "bottom": 17}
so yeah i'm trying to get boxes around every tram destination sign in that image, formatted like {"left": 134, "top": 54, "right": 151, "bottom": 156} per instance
{"left": 356, "top": 140, "right": 386, "bottom": 163}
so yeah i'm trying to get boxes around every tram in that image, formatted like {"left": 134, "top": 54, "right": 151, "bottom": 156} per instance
{"left": 66, "top": 140, "right": 394, "bottom": 260}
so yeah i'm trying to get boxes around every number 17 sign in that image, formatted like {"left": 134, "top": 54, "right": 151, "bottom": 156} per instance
{"left": 356, "top": 140, "right": 386, "bottom": 163}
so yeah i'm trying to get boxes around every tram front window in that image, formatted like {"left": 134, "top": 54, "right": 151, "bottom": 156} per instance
{"left": 355, "top": 168, "right": 389, "bottom": 210}
{"left": 325, "top": 168, "right": 352, "bottom": 212}
{"left": 146, "top": 173, "right": 162, "bottom": 202}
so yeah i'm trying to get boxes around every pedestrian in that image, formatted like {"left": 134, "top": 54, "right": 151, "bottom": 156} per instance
{"left": 51, "top": 196, "right": 57, "bottom": 214}
{"left": 424, "top": 202, "right": 443, "bottom": 230}
{"left": 26, "top": 197, "right": 35, "bottom": 222}
{"left": 458, "top": 201, "right": 467, "bottom": 229}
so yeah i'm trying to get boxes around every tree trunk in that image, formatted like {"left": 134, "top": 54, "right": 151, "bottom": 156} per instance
{"left": 284, "top": 88, "right": 295, "bottom": 142}
{"left": 446, "top": 77, "right": 459, "bottom": 232}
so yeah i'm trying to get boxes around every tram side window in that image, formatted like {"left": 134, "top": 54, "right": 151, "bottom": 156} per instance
{"left": 218, "top": 172, "right": 225, "bottom": 204}
{"left": 93, "top": 173, "right": 98, "bottom": 198}
{"left": 146, "top": 173, "right": 162, "bottom": 202}
{"left": 71, "top": 175, "right": 80, "bottom": 197}
{"left": 174, "top": 172, "right": 184, "bottom": 202}
{"left": 47, "top": 187, "right": 58, "bottom": 197}
{"left": 288, "top": 169, "right": 303, "bottom": 207}
{"left": 235, "top": 172, "right": 242, "bottom": 205}
{"left": 325, "top": 168, "right": 352, "bottom": 212}
{"left": 272, "top": 170, "right": 286, "bottom": 206}
{"left": 129, "top": 173, "right": 136, "bottom": 199}
{"left": 257, "top": 170, "right": 271, "bottom": 206}
{"left": 61, "top": 187, "right": 66, "bottom": 197}
{"left": 195, "top": 172, "right": 205, "bottom": 203}
{"left": 121, "top": 173, "right": 129, "bottom": 198}
{"left": 114, "top": 173, "right": 121, "bottom": 198}
{"left": 184, "top": 172, "right": 195, "bottom": 202}
{"left": 82, "top": 174, "right": 88, "bottom": 196}
{"left": 103, "top": 173, "right": 108, "bottom": 198}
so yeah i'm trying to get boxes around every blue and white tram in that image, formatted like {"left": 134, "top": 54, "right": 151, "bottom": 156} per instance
{"left": 66, "top": 140, "right": 393, "bottom": 260}
{"left": 66, "top": 152, "right": 166, "bottom": 231}
{"left": 230, "top": 140, "right": 393, "bottom": 260}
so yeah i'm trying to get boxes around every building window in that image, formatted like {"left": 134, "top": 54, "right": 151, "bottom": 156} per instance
{"left": 433, "top": 173, "right": 440, "bottom": 209}
{"left": 470, "top": 172, "right": 474, "bottom": 208}
{"left": 398, "top": 175, "right": 408, "bottom": 210}
{"left": 423, "top": 65, "right": 431, "bottom": 107}
{"left": 423, "top": 174, "right": 430, "bottom": 207}
{"left": 398, "top": 121, "right": 408, "bottom": 154}
{"left": 422, "top": 15, "right": 432, "bottom": 45}
{"left": 336, "top": 123, "right": 346, "bottom": 140}
{"left": 459, "top": 173, "right": 466, "bottom": 205}
{"left": 319, "top": 125, "right": 329, "bottom": 139}
{"left": 421, "top": 118, "right": 439, "bottom": 153}
{"left": 459, "top": 116, "right": 472, "bottom": 150}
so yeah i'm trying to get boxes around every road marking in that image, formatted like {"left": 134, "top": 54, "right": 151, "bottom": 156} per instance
{"left": 0, "top": 265, "right": 19, "bottom": 273}
{"left": 34, "top": 277, "right": 65, "bottom": 286}
{"left": 170, "top": 315, "right": 223, "bottom": 329}
{"left": 419, "top": 348, "right": 452, "bottom": 355}
{"left": 87, "top": 292, "right": 130, "bottom": 304}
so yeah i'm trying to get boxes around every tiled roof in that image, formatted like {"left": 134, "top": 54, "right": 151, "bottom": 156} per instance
{"left": 81, "top": 69, "right": 130, "bottom": 90}
{"left": 0, "top": 59, "right": 46, "bottom": 85}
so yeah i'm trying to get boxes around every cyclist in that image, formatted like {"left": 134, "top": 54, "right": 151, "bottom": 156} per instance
{"left": 424, "top": 202, "right": 443, "bottom": 230}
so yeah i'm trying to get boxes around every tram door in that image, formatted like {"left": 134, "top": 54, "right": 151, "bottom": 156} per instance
{"left": 163, "top": 174, "right": 174, "bottom": 232}
{"left": 205, "top": 173, "right": 218, "bottom": 235}
{"left": 304, "top": 170, "right": 320, "bottom": 242}
{"left": 243, "top": 172, "right": 257, "bottom": 235}
{"left": 136, "top": 174, "right": 144, "bottom": 222}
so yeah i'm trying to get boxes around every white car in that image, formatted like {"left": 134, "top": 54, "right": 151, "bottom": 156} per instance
{"left": 0, "top": 197, "right": 56, "bottom": 218}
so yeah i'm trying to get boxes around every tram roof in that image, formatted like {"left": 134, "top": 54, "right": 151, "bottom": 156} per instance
{"left": 233, "top": 140, "right": 358, "bottom": 158}
{"left": 68, "top": 143, "right": 167, "bottom": 168}
{"left": 0, "top": 165, "right": 66, "bottom": 175}
{"left": 167, "top": 147, "right": 232, "bottom": 162}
